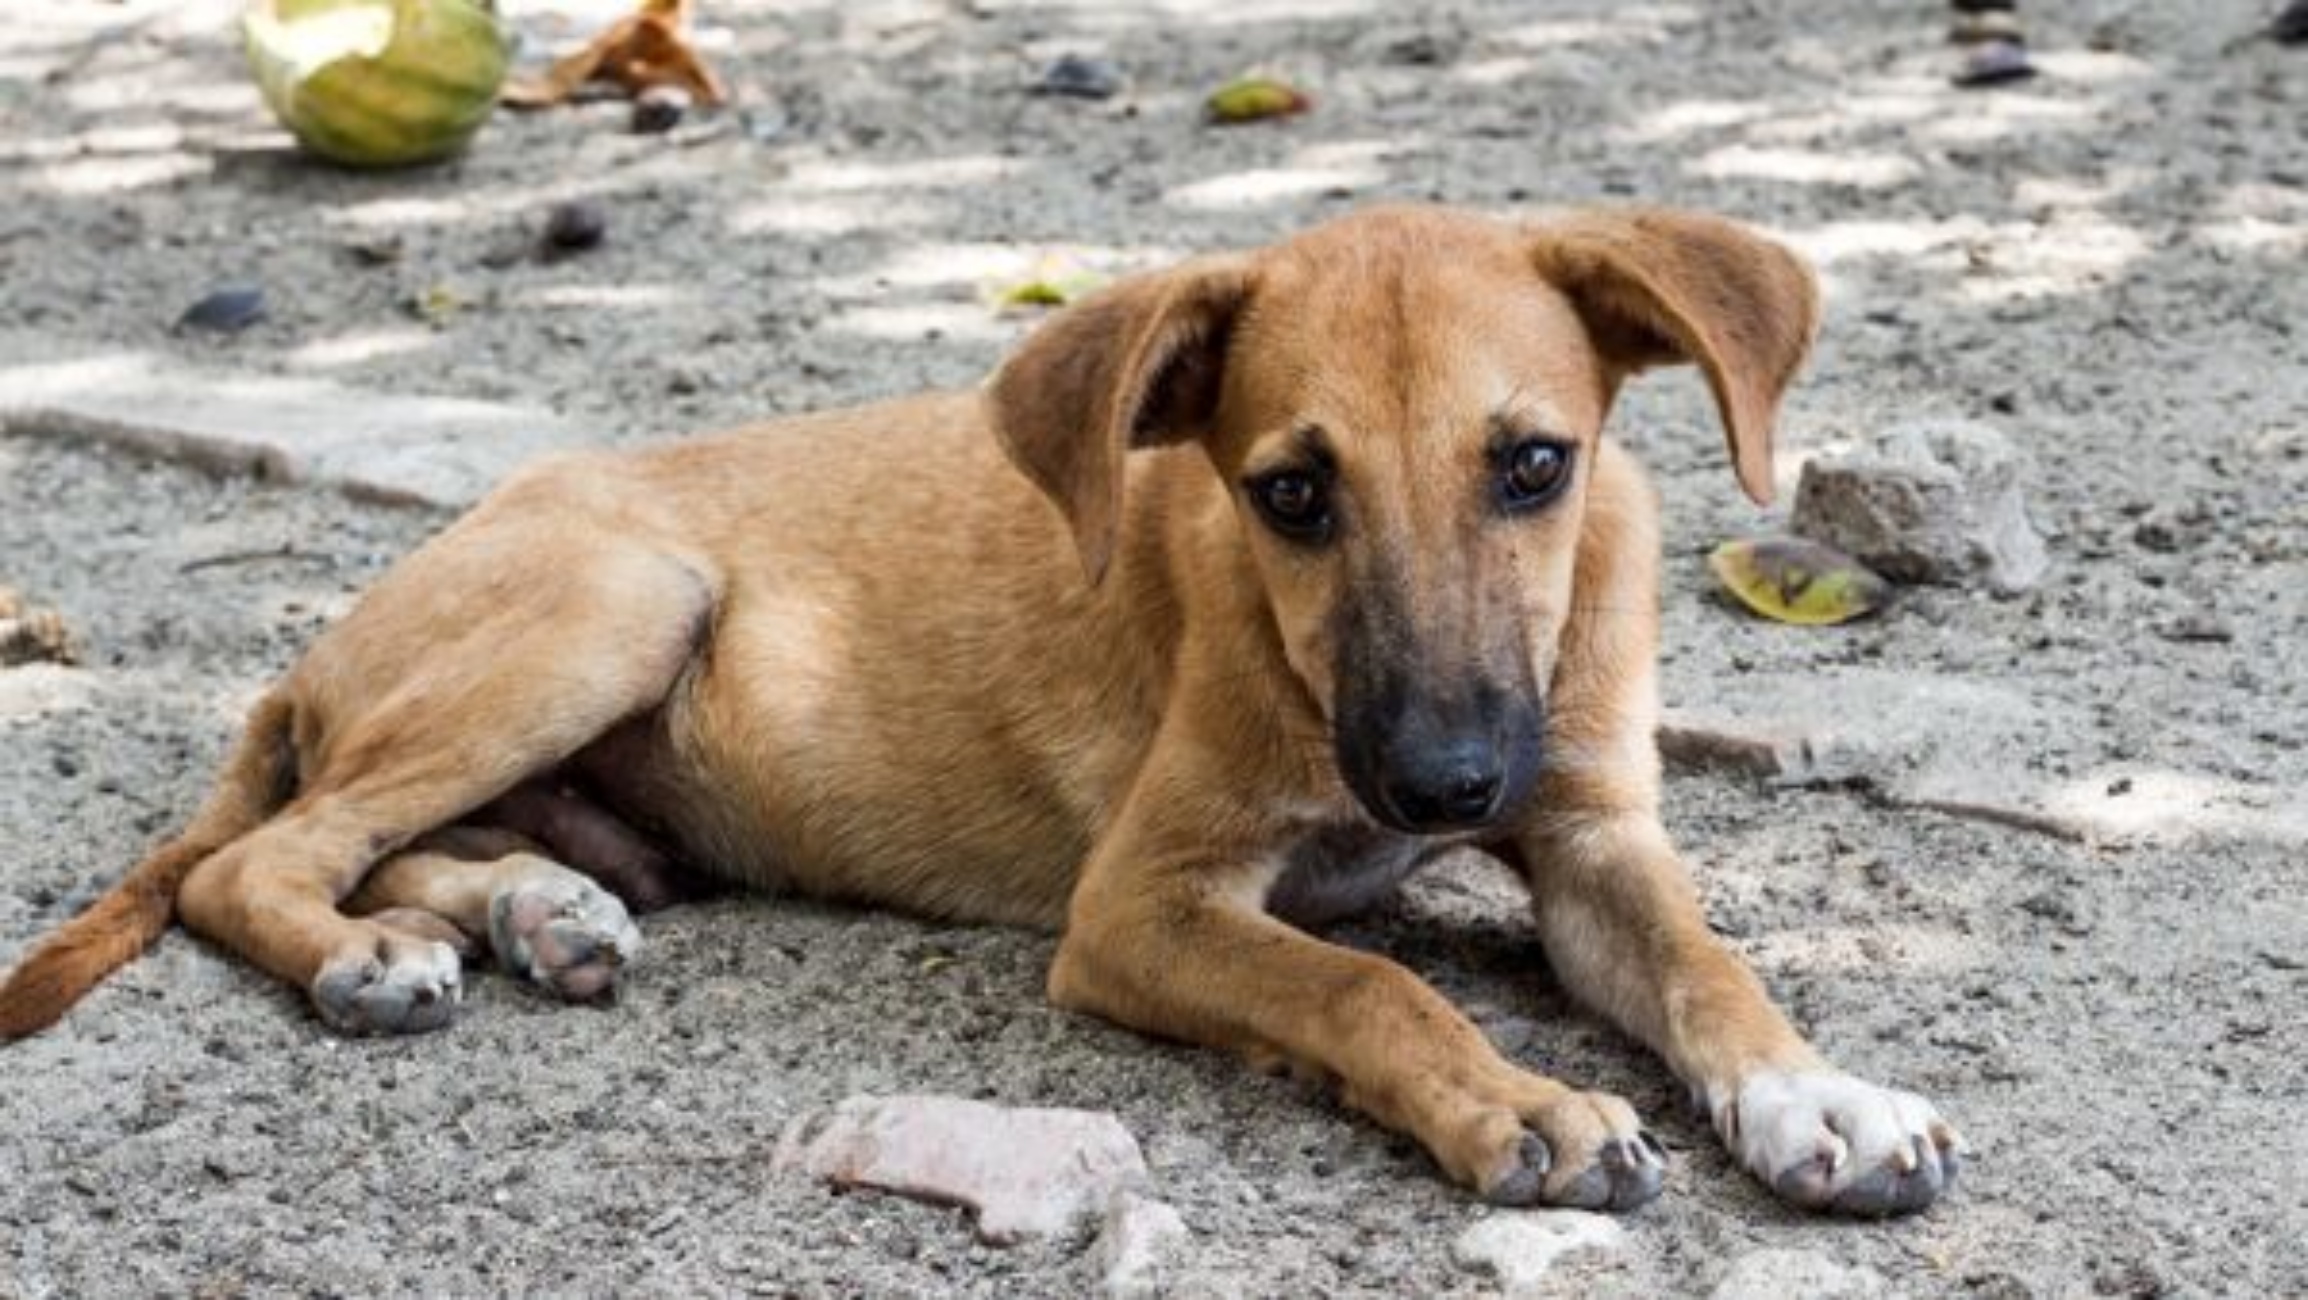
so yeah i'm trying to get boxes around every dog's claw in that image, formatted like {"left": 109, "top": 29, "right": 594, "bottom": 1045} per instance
{"left": 1482, "top": 1131, "right": 1555, "bottom": 1206}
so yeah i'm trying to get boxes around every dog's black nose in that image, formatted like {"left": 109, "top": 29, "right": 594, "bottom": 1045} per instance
{"left": 1383, "top": 741, "right": 1506, "bottom": 831}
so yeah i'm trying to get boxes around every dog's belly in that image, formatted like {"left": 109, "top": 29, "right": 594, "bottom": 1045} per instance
{"left": 563, "top": 608, "right": 1127, "bottom": 929}
{"left": 1265, "top": 823, "right": 1438, "bottom": 929}
{"left": 570, "top": 712, "right": 1093, "bottom": 929}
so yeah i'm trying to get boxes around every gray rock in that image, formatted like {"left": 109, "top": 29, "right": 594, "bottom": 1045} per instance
{"left": 1792, "top": 419, "right": 2048, "bottom": 595}
{"left": 774, "top": 1094, "right": 1150, "bottom": 1245}
{"left": 1710, "top": 1248, "right": 1885, "bottom": 1300}
{"left": 1028, "top": 54, "right": 1125, "bottom": 100}
{"left": 1451, "top": 1211, "right": 1625, "bottom": 1297}
{"left": 1096, "top": 1191, "right": 1189, "bottom": 1298}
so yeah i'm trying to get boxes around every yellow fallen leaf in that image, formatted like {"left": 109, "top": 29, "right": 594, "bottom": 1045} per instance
{"left": 1205, "top": 75, "right": 1311, "bottom": 124}
{"left": 1709, "top": 536, "right": 1890, "bottom": 626}
{"left": 405, "top": 283, "right": 469, "bottom": 327}
{"left": 986, "top": 254, "right": 1111, "bottom": 314}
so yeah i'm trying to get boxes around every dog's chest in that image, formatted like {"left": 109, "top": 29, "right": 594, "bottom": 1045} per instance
{"left": 1264, "top": 822, "right": 1437, "bottom": 928}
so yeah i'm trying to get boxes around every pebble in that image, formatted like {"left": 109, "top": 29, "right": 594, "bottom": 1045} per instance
{"left": 1792, "top": 418, "right": 2049, "bottom": 596}
{"left": 2272, "top": 0, "right": 2308, "bottom": 44}
{"left": 174, "top": 284, "right": 266, "bottom": 334}
{"left": 632, "top": 85, "right": 690, "bottom": 134}
{"left": 1953, "top": 38, "right": 2037, "bottom": 87}
{"left": 1451, "top": 1212, "right": 1625, "bottom": 1297}
{"left": 2154, "top": 612, "right": 2234, "bottom": 644}
{"left": 1028, "top": 54, "right": 1124, "bottom": 100}
{"left": 774, "top": 1094, "right": 1150, "bottom": 1244}
{"left": 343, "top": 233, "right": 405, "bottom": 266}
{"left": 542, "top": 200, "right": 608, "bottom": 256}
{"left": 0, "top": 589, "right": 75, "bottom": 667}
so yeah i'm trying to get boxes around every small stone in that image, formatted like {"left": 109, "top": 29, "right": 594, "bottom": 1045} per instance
{"left": 1451, "top": 1212, "right": 1625, "bottom": 1298}
{"left": 1028, "top": 54, "right": 1124, "bottom": 100}
{"left": 1711, "top": 1248, "right": 1886, "bottom": 1300}
{"left": 2271, "top": 0, "right": 2308, "bottom": 45}
{"left": 343, "top": 234, "right": 405, "bottom": 266}
{"left": 1953, "top": 38, "right": 2037, "bottom": 87}
{"left": 775, "top": 1094, "right": 1150, "bottom": 1244}
{"left": 1792, "top": 418, "right": 2049, "bottom": 596}
{"left": 632, "top": 85, "right": 691, "bottom": 134}
{"left": 1382, "top": 32, "right": 1452, "bottom": 65}
{"left": 542, "top": 200, "right": 608, "bottom": 256}
{"left": 2154, "top": 612, "right": 2233, "bottom": 644}
{"left": 1096, "top": 1192, "right": 1188, "bottom": 1298}
{"left": 0, "top": 589, "right": 76, "bottom": 667}
{"left": 175, "top": 285, "right": 266, "bottom": 334}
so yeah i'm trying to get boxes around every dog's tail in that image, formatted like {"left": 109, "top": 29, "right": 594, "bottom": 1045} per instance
{"left": 0, "top": 692, "right": 297, "bottom": 1040}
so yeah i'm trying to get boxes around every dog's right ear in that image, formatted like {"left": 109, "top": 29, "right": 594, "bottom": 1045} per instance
{"left": 1529, "top": 209, "right": 1820, "bottom": 507}
{"left": 985, "top": 256, "right": 1255, "bottom": 585}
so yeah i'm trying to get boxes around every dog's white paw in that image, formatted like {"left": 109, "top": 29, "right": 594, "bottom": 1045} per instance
{"left": 312, "top": 932, "right": 464, "bottom": 1035}
{"left": 488, "top": 867, "right": 641, "bottom": 1001}
{"left": 1711, "top": 1071, "right": 1963, "bottom": 1217}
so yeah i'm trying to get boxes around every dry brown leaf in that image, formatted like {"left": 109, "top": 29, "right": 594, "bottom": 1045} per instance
{"left": 502, "top": 0, "right": 725, "bottom": 108}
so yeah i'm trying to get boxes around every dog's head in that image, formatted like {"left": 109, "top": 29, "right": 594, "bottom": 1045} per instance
{"left": 987, "top": 206, "right": 1817, "bottom": 834}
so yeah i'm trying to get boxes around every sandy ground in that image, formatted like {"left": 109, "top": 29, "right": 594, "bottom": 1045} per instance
{"left": 3, "top": 0, "right": 2305, "bottom": 1295}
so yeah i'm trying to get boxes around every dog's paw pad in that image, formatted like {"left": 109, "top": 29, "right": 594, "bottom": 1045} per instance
{"left": 312, "top": 934, "right": 463, "bottom": 1035}
{"left": 1552, "top": 1132, "right": 1669, "bottom": 1211}
{"left": 1480, "top": 1130, "right": 1555, "bottom": 1206}
{"left": 1718, "top": 1071, "right": 1962, "bottom": 1217}
{"left": 488, "top": 869, "right": 641, "bottom": 1001}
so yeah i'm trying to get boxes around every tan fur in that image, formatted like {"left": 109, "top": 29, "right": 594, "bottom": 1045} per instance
{"left": 0, "top": 205, "right": 1908, "bottom": 1211}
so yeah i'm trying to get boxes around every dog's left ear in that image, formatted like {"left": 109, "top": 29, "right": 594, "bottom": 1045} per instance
{"left": 1531, "top": 209, "right": 1820, "bottom": 505}
{"left": 985, "top": 256, "right": 1255, "bottom": 585}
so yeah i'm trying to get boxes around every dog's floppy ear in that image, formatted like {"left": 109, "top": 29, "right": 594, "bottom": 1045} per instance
{"left": 985, "top": 256, "right": 1255, "bottom": 584}
{"left": 1530, "top": 209, "right": 1820, "bottom": 505}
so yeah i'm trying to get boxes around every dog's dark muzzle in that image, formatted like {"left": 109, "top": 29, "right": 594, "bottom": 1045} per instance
{"left": 1338, "top": 689, "right": 1544, "bottom": 836}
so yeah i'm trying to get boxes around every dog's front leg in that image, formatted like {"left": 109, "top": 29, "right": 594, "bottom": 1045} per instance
{"left": 1049, "top": 829, "right": 1666, "bottom": 1209}
{"left": 1521, "top": 446, "right": 1962, "bottom": 1215}
{"left": 1509, "top": 808, "right": 1964, "bottom": 1216}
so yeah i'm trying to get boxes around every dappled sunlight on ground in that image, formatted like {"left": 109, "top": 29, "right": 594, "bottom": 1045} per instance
{"left": 281, "top": 326, "right": 441, "bottom": 371}
{"left": 1690, "top": 144, "right": 1922, "bottom": 189}
{"left": 2042, "top": 768, "right": 2308, "bottom": 846}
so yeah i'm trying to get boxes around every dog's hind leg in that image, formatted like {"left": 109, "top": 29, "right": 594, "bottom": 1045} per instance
{"left": 176, "top": 540, "right": 716, "bottom": 1035}
{"left": 349, "top": 828, "right": 641, "bottom": 1003}
{"left": 469, "top": 778, "right": 713, "bottom": 913}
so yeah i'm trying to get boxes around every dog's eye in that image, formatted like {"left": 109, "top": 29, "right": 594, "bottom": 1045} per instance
{"left": 1501, "top": 440, "right": 1576, "bottom": 511}
{"left": 1249, "top": 470, "right": 1332, "bottom": 541}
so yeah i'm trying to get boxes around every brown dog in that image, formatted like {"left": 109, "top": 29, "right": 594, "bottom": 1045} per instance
{"left": 0, "top": 206, "right": 1959, "bottom": 1215}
